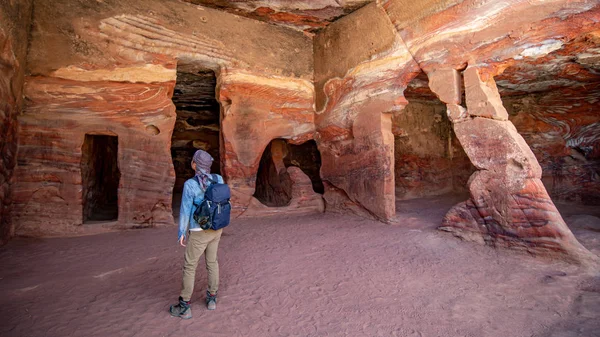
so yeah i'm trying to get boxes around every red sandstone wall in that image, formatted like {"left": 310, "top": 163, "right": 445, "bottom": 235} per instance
{"left": 28, "top": 0, "right": 313, "bottom": 79}
{"left": 0, "top": 0, "right": 33, "bottom": 244}
{"left": 505, "top": 87, "right": 600, "bottom": 205}
{"left": 383, "top": 0, "right": 599, "bottom": 261}
{"left": 171, "top": 69, "right": 220, "bottom": 194}
{"left": 393, "top": 101, "right": 474, "bottom": 200}
{"left": 13, "top": 0, "right": 316, "bottom": 236}
{"left": 13, "top": 75, "right": 177, "bottom": 235}
{"left": 314, "top": 2, "right": 420, "bottom": 221}
{"left": 7, "top": 0, "right": 600, "bottom": 265}
{"left": 219, "top": 70, "right": 316, "bottom": 216}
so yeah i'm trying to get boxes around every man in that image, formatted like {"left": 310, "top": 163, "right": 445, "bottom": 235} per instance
{"left": 170, "top": 150, "right": 224, "bottom": 319}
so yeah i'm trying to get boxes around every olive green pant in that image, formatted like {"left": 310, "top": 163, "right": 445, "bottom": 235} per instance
{"left": 180, "top": 229, "right": 223, "bottom": 301}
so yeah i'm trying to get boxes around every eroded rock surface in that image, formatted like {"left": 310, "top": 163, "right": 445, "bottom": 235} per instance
{"left": 428, "top": 67, "right": 596, "bottom": 262}
{"left": 219, "top": 69, "right": 316, "bottom": 216}
{"left": 392, "top": 98, "right": 474, "bottom": 200}
{"left": 4, "top": 0, "right": 599, "bottom": 263}
{"left": 14, "top": 74, "right": 177, "bottom": 235}
{"left": 183, "top": 0, "right": 374, "bottom": 33}
{"left": 243, "top": 166, "right": 324, "bottom": 217}
{"left": 315, "top": 3, "right": 420, "bottom": 222}
{"left": 13, "top": 0, "right": 315, "bottom": 235}
{"left": 0, "top": 0, "right": 33, "bottom": 244}
{"left": 171, "top": 68, "right": 220, "bottom": 193}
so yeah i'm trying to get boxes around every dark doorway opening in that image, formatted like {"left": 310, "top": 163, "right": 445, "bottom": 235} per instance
{"left": 171, "top": 66, "right": 220, "bottom": 215}
{"left": 395, "top": 71, "right": 474, "bottom": 201}
{"left": 81, "top": 134, "right": 120, "bottom": 222}
{"left": 254, "top": 139, "right": 324, "bottom": 207}
{"left": 171, "top": 68, "right": 220, "bottom": 193}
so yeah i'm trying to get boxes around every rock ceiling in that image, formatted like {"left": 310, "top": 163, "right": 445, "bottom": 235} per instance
{"left": 182, "top": 0, "right": 374, "bottom": 32}
{"left": 181, "top": 1, "right": 599, "bottom": 98}
{"left": 406, "top": 34, "right": 600, "bottom": 100}
{"left": 406, "top": 33, "right": 600, "bottom": 100}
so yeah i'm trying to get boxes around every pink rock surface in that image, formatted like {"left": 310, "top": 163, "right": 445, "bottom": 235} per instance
{"left": 505, "top": 83, "right": 600, "bottom": 204}
{"left": 0, "top": 0, "right": 33, "bottom": 244}
{"left": 464, "top": 67, "right": 509, "bottom": 121}
{"left": 388, "top": 0, "right": 600, "bottom": 72}
{"left": 13, "top": 75, "right": 177, "bottom": 235}
{"left": 427, "top": 68, "right": 461, "bottom": 105}
{"left": 5, "top": 0, "right": 598, "bottom": 266}
{"left": 183, "top": 0, "right": 373, "bottom": 32}
{"left": 218, "top": 69, "right": 316, "bottom": 217}
{"left": 315, "top": 36, "right": 421, "bottom": 221}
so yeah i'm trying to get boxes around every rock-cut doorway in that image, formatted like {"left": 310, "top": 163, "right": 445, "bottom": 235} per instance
{"left": 170, "top": 66, "right": 221, "bottom": 218}
{"left": 81, "top": 134, "right": 121, "bottom": 223}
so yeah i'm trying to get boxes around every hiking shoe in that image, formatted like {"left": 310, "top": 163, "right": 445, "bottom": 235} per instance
{"left": 206, "top": 291, "right": 217, "bottom": 310}
{"left": 170, "top": 297, "right": 192, "bottom": 319}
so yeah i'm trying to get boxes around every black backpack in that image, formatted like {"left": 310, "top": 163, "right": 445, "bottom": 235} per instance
{"left": 192, "top": 174, "right": 232, "bottom": 230}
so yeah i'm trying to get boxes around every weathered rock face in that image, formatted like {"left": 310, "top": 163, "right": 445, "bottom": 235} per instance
{"left": 505, "top": 86, "right": 600, "bottom": 206}
{"left": 282, "top": 140, "right": 324, "bottom": 195}
{"left": 219, "top": 69, "right": 316, "bottom": 216}
{"left": 394, "top": 75, "right": 475, "bottom": 200}
{"left": 5, "top": 0, "right": 599, "bottom": 264}
{"left": 375, "top": 0, "right": 599, "bottom": 261}
{"left": 182, "top": 0, "right": 373, "bottom": 32}
{"left": 13, "top": 0, "right": 315, "bottom": 236}
{"left": 28, "top": 0, "right": 313, "bottom": 79}
{"left": 247, "top": 139, "right": 324, "bottom": 216}
{"left": 385, "top": 0, "right": 600, "bottom": 72}
{"left": 495, "top": 34, "right": 600, "bottom": 205}
{"left": 393, "top": 100, "right": 474, "bottom": 200}
{"left": 254, "top": 139, "right": 323, "bottom": 207}
{"left": 254, "top": 140, "right": 294, "bottom": 207}
{"left": 0, "top": 0, "right": 33, "bottom": 244}
{"left": 314, "top": 2, "right": 420, "bottom": 221}
{"left": 14, "top": 73, "right": 177, "bottom": 236}
{"left": 242, "top": 166, "right": 324, "bottom": 218}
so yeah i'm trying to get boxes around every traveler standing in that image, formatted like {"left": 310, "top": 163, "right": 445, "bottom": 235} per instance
{"left": 170, "top": 150, "right": 224, "bottom": 319}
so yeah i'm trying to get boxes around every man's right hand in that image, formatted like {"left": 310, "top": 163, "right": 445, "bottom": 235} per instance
{"left": 179, "top": 236, "right": 186, "bottom": 247}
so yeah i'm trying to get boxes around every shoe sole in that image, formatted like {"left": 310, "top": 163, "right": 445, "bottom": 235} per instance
{"left": 170, "top": 313, "right": 193, "bottom": 319}
{"left": 169, "top": 306, "right": 192, "bottom": 319}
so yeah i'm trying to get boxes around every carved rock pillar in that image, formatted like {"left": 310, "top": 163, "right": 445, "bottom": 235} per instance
{"left": 427, "top": 67, "right": 595, "bottom": 262}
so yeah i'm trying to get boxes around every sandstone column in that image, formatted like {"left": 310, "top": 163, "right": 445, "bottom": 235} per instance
{"left": 317, "top": 87, "right": 398, "bottom": 221}
{"left": 427, "top": 66, "right": 595, "bottom": 263}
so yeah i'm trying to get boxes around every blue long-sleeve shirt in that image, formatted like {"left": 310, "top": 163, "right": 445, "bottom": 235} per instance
{"left": 178, "top": 174, "right": 224, "bottom": 240}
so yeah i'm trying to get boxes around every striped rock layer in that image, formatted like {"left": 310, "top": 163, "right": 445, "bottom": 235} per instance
{"left": 7, "top": 0, "right": 599, "bottom": 262}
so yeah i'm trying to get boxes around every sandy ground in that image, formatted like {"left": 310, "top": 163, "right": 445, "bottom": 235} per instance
{"left": 1, "top": 193, "right": 599, "bottom": 337}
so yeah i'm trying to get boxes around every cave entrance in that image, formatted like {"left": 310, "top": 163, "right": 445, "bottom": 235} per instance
{"left": 393, "top": 72, "right": 474, "bottom": 212}
{"left": 254, "top": 139, "right": 324, "bottom": 207}
{"left": 81, "top": 134, "right": 120, "bottom": 223}
{"left": 171, "top": 66, "right": 221, "bottom": 216}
